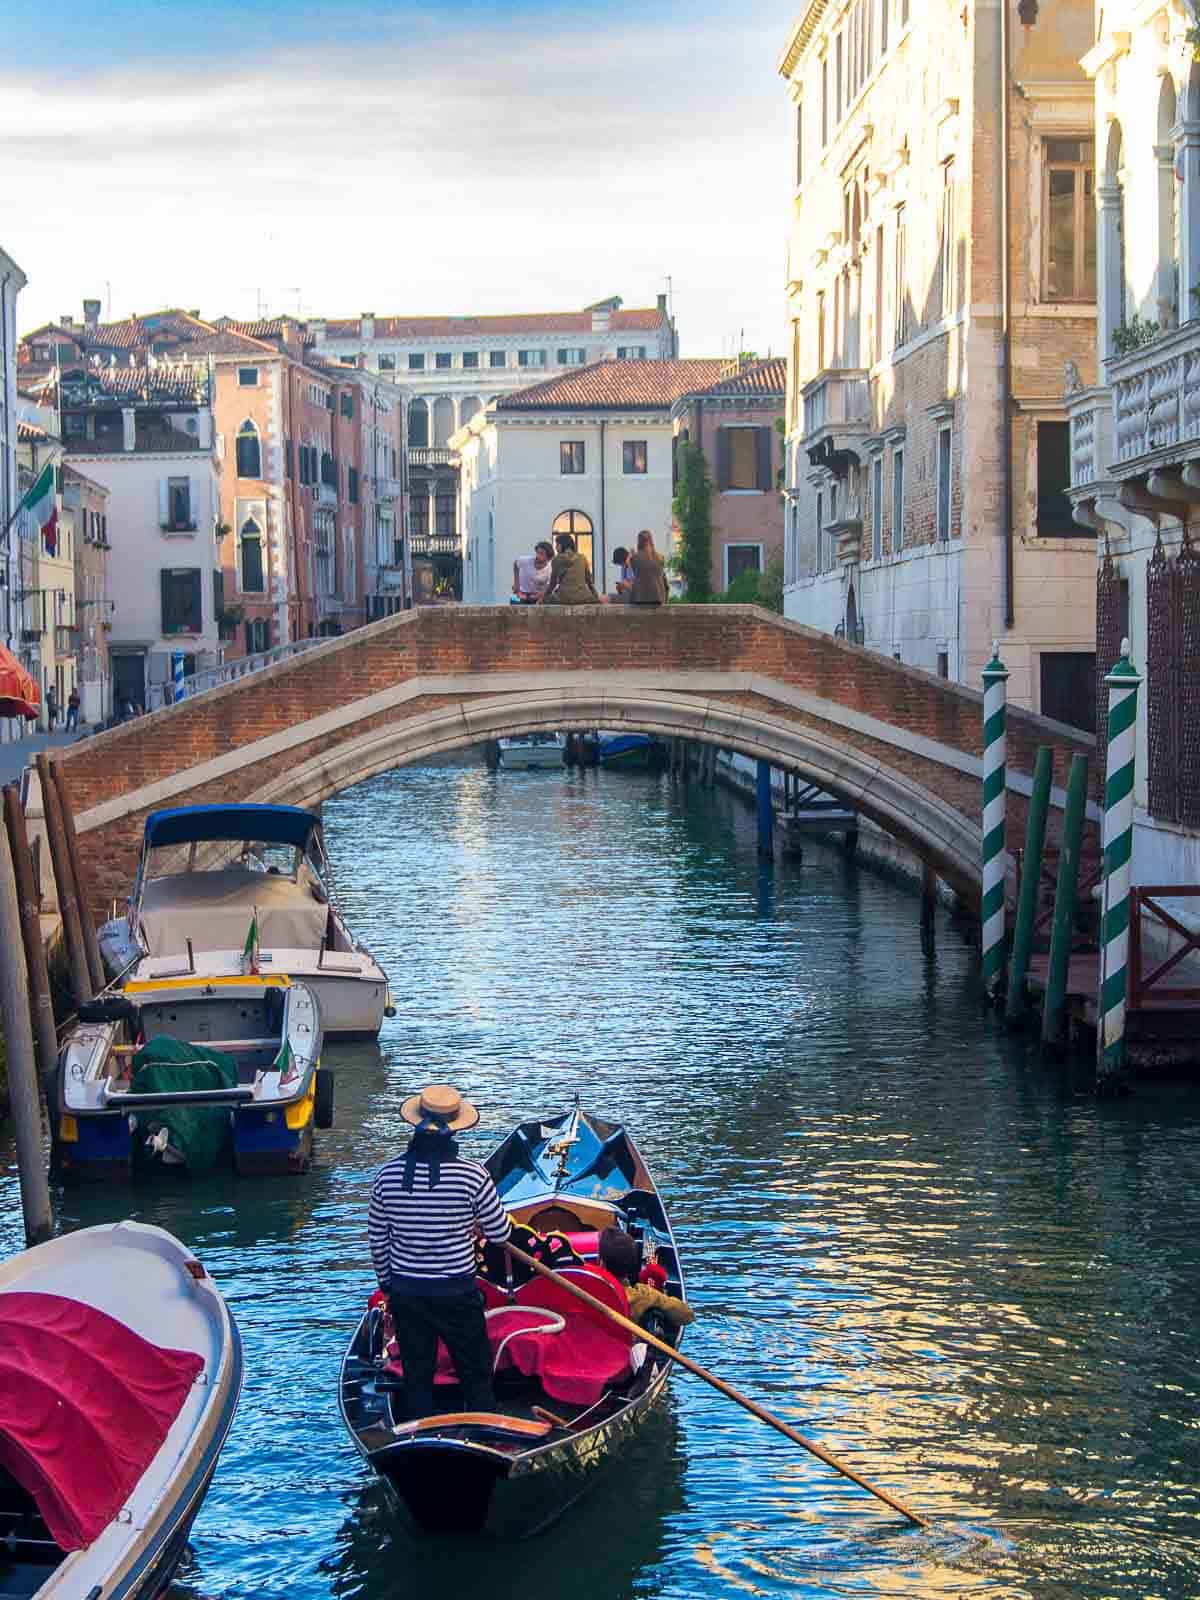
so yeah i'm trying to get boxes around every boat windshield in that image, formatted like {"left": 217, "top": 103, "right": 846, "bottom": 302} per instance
{"left": 144, "top": 838, "right": 314, "bottom": 884}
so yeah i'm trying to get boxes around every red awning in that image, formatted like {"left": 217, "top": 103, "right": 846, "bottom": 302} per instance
{"left": 0, "top": 645, "right": 38, "bottom": 720}
{"left": 0, "top": 1291, "right": 205, "bottom": 1551}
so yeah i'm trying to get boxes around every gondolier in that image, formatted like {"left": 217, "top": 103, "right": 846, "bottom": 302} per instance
{"left": 368, "top": 1083, "right": 511, "bottom": 1420}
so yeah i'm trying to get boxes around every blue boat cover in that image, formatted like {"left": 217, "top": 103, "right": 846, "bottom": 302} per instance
{"left": 143, "top": 804, "right": 319, "bottom": 851}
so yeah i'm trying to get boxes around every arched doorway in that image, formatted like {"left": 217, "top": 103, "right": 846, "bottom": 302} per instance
{"left": 552, "top": 509, "right": 595, "bottom": 575}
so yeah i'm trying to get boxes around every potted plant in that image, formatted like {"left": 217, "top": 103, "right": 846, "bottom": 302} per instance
{"left": 216, "top": 604, "right": 244, "bottom": 641}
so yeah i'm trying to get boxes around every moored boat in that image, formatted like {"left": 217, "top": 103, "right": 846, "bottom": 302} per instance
{"left": 339, "top": 1106, "right": 684, "bottom": 1538}
{"left": 54, "top": 972, "right": 329, "bottom": 1178}
{"left": 0, "top": 1220, "right": 242, "bottom": 1599}
{"left": 98, "top": 804, "right": 392, "bottom": 1040}
{"left": 596, "top": 732, "right": 666, "bottom": 771}
{"left": 496, "top": 733, "right": 566, "bottom": 770}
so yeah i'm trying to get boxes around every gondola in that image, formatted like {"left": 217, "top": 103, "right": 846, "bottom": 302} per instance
{"left": 0, "top": 1221, "right": 242, "bottom": 1598}
{"left": 339, "top": 1106, "right": 685, "bottom": 1538}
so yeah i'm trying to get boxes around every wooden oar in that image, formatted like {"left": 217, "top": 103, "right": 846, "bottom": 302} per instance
{"left": 505, "top": 1241, "right": 930, "bottom": 1529}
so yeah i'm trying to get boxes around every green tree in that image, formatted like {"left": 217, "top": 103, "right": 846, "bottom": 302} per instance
{"left": 671, "top": 441, "right": 714, "bottom": 601}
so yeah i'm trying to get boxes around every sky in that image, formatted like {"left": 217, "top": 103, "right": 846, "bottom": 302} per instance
{"left": 0, "top": 0, "right": 799, "bottom": 358}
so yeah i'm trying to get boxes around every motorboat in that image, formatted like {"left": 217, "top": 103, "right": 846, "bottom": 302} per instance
{"left": 596, "top": 732, "right": 666, "bottom": 771}
{"left": 54, "top": 973, "right": 329, "bottom": 1177}
{"left": 98, "top": 803, "right": 392, "bottom": 1039}
{"left": 495, "top": 733, "right": 565, "bottom": 771}
{"left": 339, "top": 1106, "right": 685, "bottom": 1538}
{"left": 0, "top": 1220, "right": 242, "bottom": 1598}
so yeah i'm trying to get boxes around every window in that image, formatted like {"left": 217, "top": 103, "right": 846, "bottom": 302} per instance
{"left": 558, "top": 347, "right": 587, "bottom": 365}
{"left": 463, "top": 351, "right": 479, "bottom": 368}
{"left": 435, "top": 495, "right": 456, "bottom": 537}
{"left": 623, "top": 440, "right": 648, "bottom": 475}
{"left": 1040, "top": 652, "right": 1097, "bottom": 733}
{"left": 874, "top": 222, "right": 885, "bottom": 362}
{"left": 489, "top": 350, "right": 507, "bottom": 368}
{"left": 894, "top": 206, "right": 908, "bottom": 345}
{"left": 160, "top": 567, "right": 202, "bottom": 634}
{"left": 340, "top": 393, "right": 353, "bottom": 419}
{"left": 937, "top": 427, "right": 952, "bottom": 540}
{"left": 816, "top": 290, "right": 826, "bottom": 370}
{"left": 880, "top": 0, "right": 889, "bottom": 53}
{"left": 816, "top": 490, "right": 824, "bottom": 574}
{"left": 409, "top": 401, "right": 429, "bottom": 447}
{"left": 560, "top": 440, "right": 586, "bottom": 474}
{"left": 940, "top": 161, "right": 956, "bottom": 315}
{"left": 892, "top": 447, "right": 904, "bottom": 552}
{"left": 821, "top": 57, "right": 829, "bottom": 145}
{"left": 238, "top": 367, "right": 259, "bottom": 387}
{"left": 349, "top": 466, "right": 359, "bottom": 504}
{"left": 1035, "top": 421, "right": 1079, "bottom": 536}
{"left": 827, "top": 483, "right": 838, "bottom": 570}
{"left": 378, "top": 354, "right": 396, "bottom": 371}
{"left": 410, "top": 494, "right": 429, "bottom": 542}
{"left": 551, "top": 509, "right": 594, "bottom": 573}
{"left": 408, "top": 354, "right": 425, "bottom": 371}
{"left": 835, "top": 32, "right": 843, "bottom": 121}
{"left": 239, "top": 517, "right": 265, "bottom": 593}
{"left": 236, "top": 420, "right": 261, "bottom": 478}
{"left": 285, "top": 438, "right": 293, "bottom": 478}
{"left": 795, "top": 101, "right": 804, "bottom": 187}
{"left": 616, "top": 346, "right": 647, "bottom": 360}
{"left": 937, "top": 651, "right": 949, "bottom": 679}
{"left": 435, "top": 352, "right": 452, "bottom": 370}
{"left": 1043, "top": 138, "right": 1097, "bottom": 302}
{"left": 518, "top": 349, "right": 547, "bottom": 368}
{"left": 717, "top": 426, "right": 771, "bottom": 492}
{"left": 726, "top": 545, "right": 762, "bottom": 586}
{"left": 165, "top": 477, "right": 192, "bottom": 531}
{"left": 871, "top": 455, "right": 883, "bottom": 560}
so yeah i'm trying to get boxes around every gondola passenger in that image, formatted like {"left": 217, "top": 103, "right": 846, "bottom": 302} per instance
{"left": 598, "top": 1226, "right": 695, "bottom": 1328}
{"left": 368, "top": 1084, "right": 512, "bottom": 1419}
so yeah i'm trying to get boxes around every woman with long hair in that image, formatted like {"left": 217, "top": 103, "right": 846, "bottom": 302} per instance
{"left": 628, "top": 529, "right": 667, "bottom": 606}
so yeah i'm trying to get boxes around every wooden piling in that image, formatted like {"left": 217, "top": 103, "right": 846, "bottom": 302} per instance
{"left": 1005, "top": 746, "right": 1053, "bottom": 1025}
{"left": 756, "top": 760, "right": 774, "bottom": 857}
{"left": 921, "top": 862, "right": 937, "bottom": 952}
{"left": 1041, "top": 753, "right": 1090, "bottom": 1053}
{"left": 3, "top": 785, "right": 59, "bottom": 1088}
{"left": 49, "top": 761, "right": 105, "bottom": 994}
{"left": 0, "top": 821, "right": 54, "bottom": 1244}
{"left": 35, "top": 754, "right": 91, "bottom": 1006}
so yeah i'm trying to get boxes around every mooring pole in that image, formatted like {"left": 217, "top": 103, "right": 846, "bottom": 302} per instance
{"left": 1041, "top": 752, "right": 1089, "bottom": 1053}
{"left": 0, "top": 821, "right": 54, "bottom": 1244}
{"left": 756, "top": 760, "right": 774, "bottom": 858}
{"left": 49, "top": 762, "right": 104, "bottom": 993}
{"left": 1005, "top": 745, "right": 1053, "bottom": 1024}
{"left": 1097, "top": 641, "right": 1142, "bottom": 1084}
{"left": 980, "top": 644, "right": 1009, "bottom": 1001}
{"left": 3, "top": 785, "right": 59, "bottom": 1088}
{"left": 35, "top": 754, "right": 91, "bottom": 1006}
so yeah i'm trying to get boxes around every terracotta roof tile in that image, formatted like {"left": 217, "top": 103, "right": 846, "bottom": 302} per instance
{"left": 316, "top": 307, "right": 666, "bottom": 340}
{"left": 682, "top": 357, "right": 787, "bottom": 400}
{"left": 39, "top": 362, "right": 211, "bottom": 406}
{"left": 17, "top": 419, "right": 50, "bottom": 443}
{"left": 495, "top": 358, "right": 727, "bottom": 413}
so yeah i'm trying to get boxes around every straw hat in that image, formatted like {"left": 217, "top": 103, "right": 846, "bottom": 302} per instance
{"left": 400, "top": 1083, "right": 480, "bottom": 1132}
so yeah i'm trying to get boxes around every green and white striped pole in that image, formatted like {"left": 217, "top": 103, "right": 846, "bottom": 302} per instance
{"left": 981, "top": 643, "right": 1009, "bottom": 1000}
{"left": 1097, "top": 639, "right": 1142, "bottom": 1083}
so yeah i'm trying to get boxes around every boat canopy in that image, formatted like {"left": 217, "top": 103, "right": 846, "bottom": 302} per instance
{"left": 143, "top": 803, "right": 320, "bottom": 852}
{"left": 0, "top": 1290, "right": 204, "bottom": 1550}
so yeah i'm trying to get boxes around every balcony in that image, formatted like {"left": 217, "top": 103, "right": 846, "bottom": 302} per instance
{"left": 375, "top": 475, "right": 403, "bottom": 501}
{"left": 801, "top": 368, "right": 871, "bottom": 479}
{"left": 54, "top": 625, "right": 79, "bottom": 658}
{"left": 317, "top": 481, "right": 338, "bottom": 508}
{"left": 1108, "top": 321, "right": 1200, "bottom": 474}
{"left": 409, "top": 446, "right": 457, "bottom": 468}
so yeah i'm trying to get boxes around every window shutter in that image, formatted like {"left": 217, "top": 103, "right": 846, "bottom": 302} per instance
{"left": 158, "top": 479, "right": 169, "bottom": 527}
{"left": 189, "top": 569, "right": 202, "bottom": 631}
{"left": 188, "top": 475, "right": 198, "bottom": 524}
{"left": 717, "top": 428, "right": 731, "bottom": 491}
{"left": 160, "top": 569, "right": 171, "bottom": 633}
{"left": 756, "top": 427, "right": 772, "bottom": 491}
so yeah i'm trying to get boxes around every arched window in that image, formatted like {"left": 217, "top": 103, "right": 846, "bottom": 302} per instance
{"left": 235, "top": 419, "right": 261, "bottom": 478}
{"left": 551, "top": 509, "right": 595, "bottom": 573}
{"left": 1157, "top": 76, "right": 1180, "bottom": 326}
{"left": 408, "top": 399, "right": 429, "bottom": 448}
{"left": 433, "top": 396, "right": 455, "bottom": 447}
{"left": 459, "top": 396, "right": 481, "bottom": 426}
{"left": 1102, "top": 122, "right": 1127, "bottom": 352}
{"left": 240, "top": 516, "right": 264, "bottom": 593}
{"left": 252, "top": 618, "right": 269, "bottom": 653}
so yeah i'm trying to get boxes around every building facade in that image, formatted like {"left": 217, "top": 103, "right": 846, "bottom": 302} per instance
{"left": 454, "top": 358, "right": 724, "bottom": 605}
{"left": 1066, "top": 2, "right": 1200, "bottom": 905}
{"left": 15, "top": 410, "right": 78, "bottom": 729}
{"left": 671, "top": 358, "right": 787, "bottom": 593}
{"left": 779, "top": 0, "right": 1099, "bottom": 723}
{"left": 0, "top": 244, "right": 27, "bottom": 743}
{"left": 309, "top": 296, "right": 678, "bottom": 599}
{"left": 65, "top": 465, "right": 112, "bottom": 725}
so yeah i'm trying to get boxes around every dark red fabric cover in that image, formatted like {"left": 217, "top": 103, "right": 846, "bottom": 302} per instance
{"left": 0, "top": 1292, "right": 204, "bottom": 1551}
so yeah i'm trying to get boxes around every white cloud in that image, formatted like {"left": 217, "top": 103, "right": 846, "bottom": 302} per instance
{"left": 0, "top": 8, "right": 794, "bottom": 355}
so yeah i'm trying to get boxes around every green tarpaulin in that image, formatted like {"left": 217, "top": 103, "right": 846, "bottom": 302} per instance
{"left": 131, "top": 1037, "right": 239, "bottom": 1172}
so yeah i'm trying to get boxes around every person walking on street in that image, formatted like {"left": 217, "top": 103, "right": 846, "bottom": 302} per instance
{"left": 44, "top": 684, "right": 58, "bottom": 731}
{"left": 368, "top": 1083, "right": 512, "bottom": 1420}
{"left": 543, "top": 533, "right": 601, "bottom": 605}
{"left": 628, "top": 530, "right": 668, "bottom": 606}
{"left": 66, "top": 686, "right": 80, "bottom": 731}
{"left": 511, "top": 541, "right": 554, "bottom": 604}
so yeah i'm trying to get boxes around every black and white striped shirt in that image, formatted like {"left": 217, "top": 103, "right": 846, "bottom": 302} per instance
{"left": 368, "top": 1153, "right": 512, "bottom": 1295}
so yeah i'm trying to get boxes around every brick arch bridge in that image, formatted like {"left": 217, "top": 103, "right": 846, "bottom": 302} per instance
{"left": 52, "top": 607, "right": 1096, "bottom": 916}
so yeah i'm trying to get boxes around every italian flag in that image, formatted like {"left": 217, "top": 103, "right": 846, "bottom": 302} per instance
{"left": 19, "top": 463, "right": 57, "bottom": 554}
{"left": 241, "top": 910, "right": 260, "bottom": 975}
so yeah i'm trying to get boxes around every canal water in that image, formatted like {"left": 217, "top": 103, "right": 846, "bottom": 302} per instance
{"left": 4, "top": 763, "right": 1200, "bottom": 1599}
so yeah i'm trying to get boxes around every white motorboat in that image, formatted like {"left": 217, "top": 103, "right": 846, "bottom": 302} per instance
{"left": 98, "top": 803, "right": 392, "bottom": 1039}
{"left": 0, "top": 1220, "right": 242, "bottom": 1599}
{"left": 496, "top": 733, "right": 566, "bottom": 770}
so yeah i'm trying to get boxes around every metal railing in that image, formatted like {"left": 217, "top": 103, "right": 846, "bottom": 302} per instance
{"left": 802, "top": 368, "right": 870, "bottom": 436}
{"left": 177, "top": 637, "right": 324, "bottom": 699}
{"left": 409, "top": 447, "right": 457, "bottom": 468}
{"left": 1128, "top": 886, "right": 1200, "bottom": 1009}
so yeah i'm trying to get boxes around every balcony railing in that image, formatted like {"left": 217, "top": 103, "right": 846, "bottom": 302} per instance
{"left": 801, "top": 368, "right": 870, "bottom": 437}
{"left": 409, "top": 446, "right": 457, "bottom": 468}
{"left": 1109, "top": 321, "right": 1200, "bottom": 470}
{"left": 317, "top": 481, "right": 338, "bottom": 507}
{"left": 1067, "top": 387, "right": 1114, "bottom": 492}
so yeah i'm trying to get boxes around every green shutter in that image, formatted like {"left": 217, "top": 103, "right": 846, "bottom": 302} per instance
{"left": 756, "top": 427, "right": 772, "bottom": 491}
{"left": 160, "top": 569, "right": 172, "bottom": 635}
{"left": 717, "top": 427, "right": 730, "bottom": 491}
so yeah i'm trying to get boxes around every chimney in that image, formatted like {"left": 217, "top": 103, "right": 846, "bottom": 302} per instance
{"left": 60, "top": 315, "right": 74, "bottom": 330}
{"left": 360, "top": 313, "right": 375, "bottom": 340}
{"left": 82, "top": 299, "right": 101, "bottom": 329}
{"left": 657, "top": 293, "right": 667, "bottom": 314}
{"left": 591, "top": 307, "right": 611, "bottom": 333}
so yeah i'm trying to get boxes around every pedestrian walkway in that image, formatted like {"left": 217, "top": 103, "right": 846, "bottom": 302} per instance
{"left": 0, "top": 729, "right": 84, "bottom": 786}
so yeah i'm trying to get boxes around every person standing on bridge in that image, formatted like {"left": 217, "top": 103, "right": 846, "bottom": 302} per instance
{"left": 368, "top": 1083, "right": 512, "bottom": 1420}
{"left": 543, "top": 533, "right": 601, "bottom": 605}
